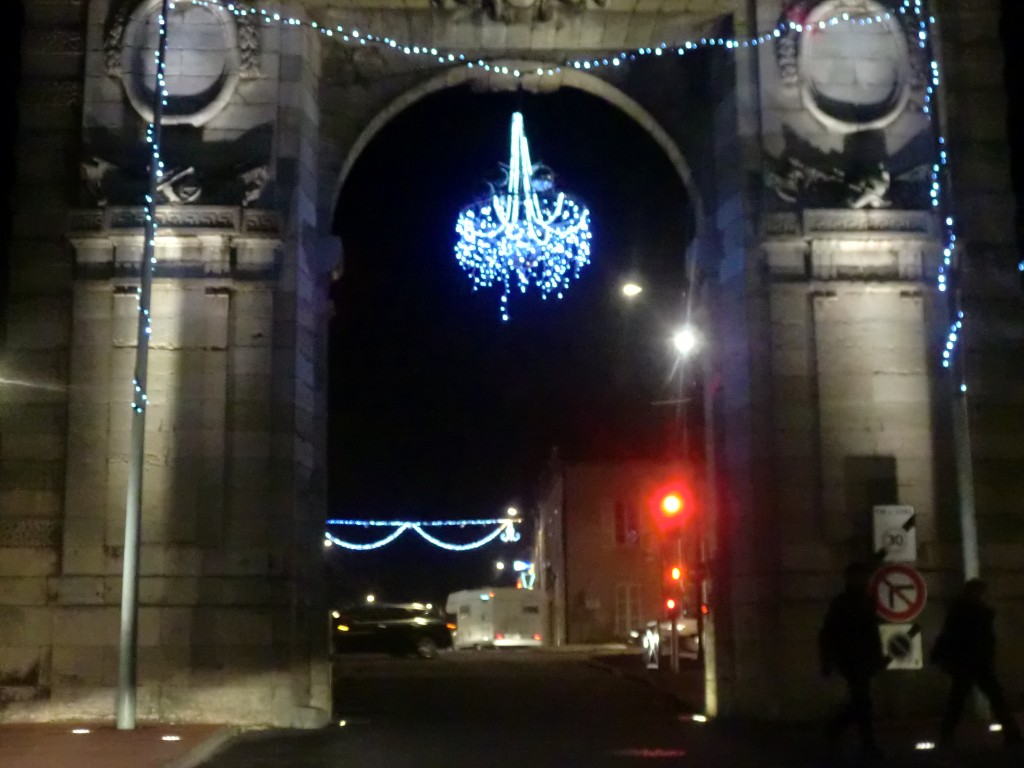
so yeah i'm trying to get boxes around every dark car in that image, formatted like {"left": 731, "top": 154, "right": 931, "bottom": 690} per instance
{"left": 332, "top": 603, "right": 454, "bottom": 659}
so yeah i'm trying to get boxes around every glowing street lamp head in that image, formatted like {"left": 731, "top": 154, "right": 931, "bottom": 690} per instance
{"left": 496, "top": 560, "right": 506, "bottom": 571}
{"left": 506, "top": 507, "right": 518, "bottom": 518}
{"left": 672, "top": 326, "right": 698, "bottom": 357}
{"left": 365, "top": 594, "right": 376, "bottom": 604}
{"left": 622, "top": 282, "right": 643, "bottom": 298}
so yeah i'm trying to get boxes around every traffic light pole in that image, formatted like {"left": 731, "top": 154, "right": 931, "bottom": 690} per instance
{"left": 668, "top": 537, "right": 683, "bottom": 674}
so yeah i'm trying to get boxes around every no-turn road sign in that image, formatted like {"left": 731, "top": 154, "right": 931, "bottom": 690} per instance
{"left": 870, "top": 563, "right": 928, "bottom": 623}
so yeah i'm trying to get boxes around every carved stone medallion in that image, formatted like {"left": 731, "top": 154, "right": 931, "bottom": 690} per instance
{"left": 105, "top": 0, "right": 260, "bottom": 126}
{"left": 776, "top": 0, "right": 919, "bottom": 134}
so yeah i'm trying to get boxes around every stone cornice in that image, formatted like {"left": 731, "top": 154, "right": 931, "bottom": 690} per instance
{"left": 761, "top": 210, "right": 939, "bottom": 241}
{"left": 68, "top": 207, "right": 281, "bottom": 238}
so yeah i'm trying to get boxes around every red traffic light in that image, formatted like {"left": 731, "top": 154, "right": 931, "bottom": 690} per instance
{"left": 661, "top": 493, "right": 684, "bottom": 517}
{"left": 651, "top": 481, "right": 695, "bottom": 532}
{"left": 665, "top": 597, "right": 681, "bottom": 617}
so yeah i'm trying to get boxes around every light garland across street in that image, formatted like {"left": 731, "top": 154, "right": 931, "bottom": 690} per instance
{"left": 324, "top": 518, "right": 520, "bottom": 551}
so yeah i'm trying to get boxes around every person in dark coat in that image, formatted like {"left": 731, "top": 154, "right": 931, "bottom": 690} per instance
{"left": 819, "top": 562, "right": 887, "bottom": 758}
{"left": 932, "top": 578, "right": 1023, "bottom": 746}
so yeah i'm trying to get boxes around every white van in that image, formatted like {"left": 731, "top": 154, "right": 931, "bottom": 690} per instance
{"left": 445, "top": 588, "right": 545, "bottom": 649}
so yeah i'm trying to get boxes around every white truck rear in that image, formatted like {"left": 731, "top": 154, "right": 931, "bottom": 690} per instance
{"left": 446, "top": 588, "right": 546, "bottom": 649}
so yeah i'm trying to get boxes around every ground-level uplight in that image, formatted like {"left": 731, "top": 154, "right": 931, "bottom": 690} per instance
{"left": 990, "top": 723, "right": 1003, "bottom": 732}
{"left": 338, "top": 720, "right": 348, "bottom": 727}
{"left": 915, "top": 741, "right": 936, "bottom": 751}
{"left": 678, "top": 713, "right": 708, "bottom": 723}
{"left": 71, "top": 728, "right": 91, "bottom": 735}
{"left": 161, "top": 735, "right": 181, "bottom": 742}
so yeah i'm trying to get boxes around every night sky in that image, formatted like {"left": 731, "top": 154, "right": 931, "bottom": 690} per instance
{"left": 328, "top": 86, "right": 692, "bottom": 605}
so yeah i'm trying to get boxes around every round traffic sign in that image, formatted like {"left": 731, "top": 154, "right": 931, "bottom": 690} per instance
{"left": 870, "top": 563, "right": 927, "bottom": 623}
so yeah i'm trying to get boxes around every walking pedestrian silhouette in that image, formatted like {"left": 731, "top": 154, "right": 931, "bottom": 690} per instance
{"left": 819, "top": 562, "right": 887, "bottom": 760}
{"left": 932, "top": 578, "right": 1023, "bottom": 748}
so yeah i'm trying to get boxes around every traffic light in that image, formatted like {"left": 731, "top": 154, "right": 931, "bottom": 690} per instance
{"left": 661, "top": 492, "right": 684, "bottom": 517}
{"left": 650, "top": 482, "right": 695, "bottom": 534}
{"left": 665, "top": 597, "right": 681, "bottom": 618}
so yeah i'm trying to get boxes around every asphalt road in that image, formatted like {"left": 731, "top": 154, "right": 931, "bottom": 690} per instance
{"left": 199, "top": 649, "right": 704, "bottom": 768}
{"left": 195, "top": 649, "right": 1024, "bottom": 768}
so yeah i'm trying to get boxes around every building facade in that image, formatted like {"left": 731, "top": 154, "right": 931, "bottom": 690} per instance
{"left": 535, "top": 459, "right": 693, "bottom": 645}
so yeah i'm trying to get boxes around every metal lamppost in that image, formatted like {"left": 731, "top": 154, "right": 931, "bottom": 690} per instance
{"left": 117, "top": 0, "right": 170, "bottom": 730}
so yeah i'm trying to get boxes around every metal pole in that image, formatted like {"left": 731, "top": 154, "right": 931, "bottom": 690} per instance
{"left": 952, "top": 368, "right": 980, "bottom": 580}
{"left": 117, "top": 0, "right": 170, "bottom": 730}
{"left": 699, "top": 327, "right": 718, "bottom": 715}
{"left": 669, "top": 537, "right": 682, "bottom": 674}
{"left": 923, "top": 1, "right": 980, "bottom": 582}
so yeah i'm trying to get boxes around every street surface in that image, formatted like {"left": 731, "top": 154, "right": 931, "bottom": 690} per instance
{"left": 197, "top": 649, "right": 1022, "bottom": 768}
{"left": 198, "top": 649, "right": 714, "bottom": 768}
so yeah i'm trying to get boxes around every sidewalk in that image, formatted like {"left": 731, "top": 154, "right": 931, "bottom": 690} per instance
{"left": 0, "top": 723, "right": 237, "bottom": 768}
{"left": 591, "top": 651, "right": 1024, "bottom": 767}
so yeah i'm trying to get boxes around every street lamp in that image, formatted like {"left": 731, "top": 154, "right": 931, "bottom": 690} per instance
{"left": 365, "top": 594, "right": 376, "bottom": 604}
{"left": 496, "top": 560, "right": 506, "bottom": 571}
{"left": 506, "top": 507, "right": 518, "bottom": 518}
{"left": 622, "top": 282, "right": 644, "bottom": 298}
{"left": 672, "top": 325, "right": 699, "bottom": 357}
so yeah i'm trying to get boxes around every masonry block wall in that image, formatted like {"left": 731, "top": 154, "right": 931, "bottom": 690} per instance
{"left": 1, "top": 0, "right": 84, "bottom": 715}
{"left": 1, "top": 0, "right": 331, "bottom": 725}
{"left": 700, "top": 0, "right": 1024, "bottom": 719}
{"left": 935, "top": 0, "right": 1024, "bottom": 689}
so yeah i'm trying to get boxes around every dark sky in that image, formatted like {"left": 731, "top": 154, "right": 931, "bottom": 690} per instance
{"left": 328, "top": 85, "right": 692, "bottom": 604}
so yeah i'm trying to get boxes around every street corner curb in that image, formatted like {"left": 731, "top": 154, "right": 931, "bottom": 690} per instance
{"left": 162, "top": 726, "right": 245, "bottom": 768}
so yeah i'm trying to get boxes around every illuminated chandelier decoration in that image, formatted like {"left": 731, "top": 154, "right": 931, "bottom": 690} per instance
{"left": 324, "top": 517, "right": 520, "bottom": 552}
{"left": 455, "top": 112, "right": 592, "bottom": 321}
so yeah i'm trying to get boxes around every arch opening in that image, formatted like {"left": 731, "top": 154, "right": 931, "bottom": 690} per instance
{"left": 326, "top": 80, "right": 701, "bottom": 604}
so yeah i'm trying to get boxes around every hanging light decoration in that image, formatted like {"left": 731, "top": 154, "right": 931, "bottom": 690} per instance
{"left": 455, "top": 112, "right": 592, "bottom": 321}
{"left": 323, "top": 517, "right": 519, "bottom": 552}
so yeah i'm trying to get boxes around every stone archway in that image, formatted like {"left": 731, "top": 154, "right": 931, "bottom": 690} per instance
{"left": 2, "top": 0, "right": 1022, "bottom": 729}
{"left": 328, "top": 61, "right": 707, "bottom": 239}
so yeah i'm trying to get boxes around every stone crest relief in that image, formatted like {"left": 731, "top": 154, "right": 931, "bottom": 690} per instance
{"left": 104, "top": 0, "right": 261, "bottom": 126}
{"left": 774, "top": 0, "right": 926, "bottom": 134}
{"left": 431, "top": 0, "right": 607, "bottom": 25}
{"left": 766, "top": 1, "right": 934, "bottom": 210}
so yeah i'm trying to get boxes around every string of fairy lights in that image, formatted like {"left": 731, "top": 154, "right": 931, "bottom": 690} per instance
{"left": 172, "top": 0, "right": 987, "bottom": 373}
{"left": 132, "top": 4, "right": 171, "bottom": 414}
{"left": 323, "top": 518, "right": 521, "bottom": 551}
{"left": 134, "top": 1, "right": 990, "bottom": 447}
